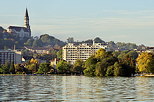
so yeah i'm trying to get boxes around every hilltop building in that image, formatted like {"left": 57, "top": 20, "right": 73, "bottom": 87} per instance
{"left": 7, "top": 8, "right": 31, "bottom": 38}
{"left": 62, "top": 42, "right": 107, "bottom": 64}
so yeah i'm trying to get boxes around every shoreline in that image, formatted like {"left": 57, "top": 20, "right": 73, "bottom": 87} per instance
{"left": 143, "top": 74, "right": 154, "bottom": 77}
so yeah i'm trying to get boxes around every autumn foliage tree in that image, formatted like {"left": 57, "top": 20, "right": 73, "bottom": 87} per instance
{"left": 136, "top": 52, "right": 154, "bottom": 73}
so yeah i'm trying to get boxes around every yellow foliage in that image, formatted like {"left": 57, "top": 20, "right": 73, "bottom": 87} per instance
{"left": 136, "top": 52, "right": 153, "bottom": 73}
{"left": 30, "top": 58, "right": 38, "bottom": 64}
{"left": 95, "top": 48, "right": 106, "bottom": 59}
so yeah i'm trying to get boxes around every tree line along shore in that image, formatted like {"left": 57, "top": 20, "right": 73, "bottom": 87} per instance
{"left": 0, "top": 48, "right": 154, "bottom": 77}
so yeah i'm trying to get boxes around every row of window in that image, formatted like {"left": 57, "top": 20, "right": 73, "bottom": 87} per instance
{"left": 66, "top": 59, "right": 87, "bottom": 61}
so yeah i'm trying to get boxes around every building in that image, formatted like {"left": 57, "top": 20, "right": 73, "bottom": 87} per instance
{"left": 24, "top": 46, "right": 51, "bottom": 54}
{"left": 0, "top": 50, "right": 22, "bottom": 64}
{"left": 62, "top": 43, "right": 107, "bottom": 64}
{"left": 50, "top": 58, "right": 60, "bottom": 68}
{"left": 7, "top": 8, "right": 31, "bottom": 38}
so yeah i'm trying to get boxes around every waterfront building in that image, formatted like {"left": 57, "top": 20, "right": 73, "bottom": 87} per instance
{"left": 50, "top": 58, "right": 59, "bottom": 68}
{"left": 0, "top": 50, "right": 22, "bottom": 64}
{"left": 7, "top": 8, "right": 31, "bottom": 38}
{"left": 62, "top": 42, "right": 107, "bottom": 64}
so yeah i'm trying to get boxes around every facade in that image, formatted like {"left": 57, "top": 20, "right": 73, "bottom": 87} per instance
{"left": 24, "top": 47, "right": 50, "bottom": 54}
{"left": 0, "top": 50, "right": 22, "bottom": 64}
{"left": 62, "top": 43, "right": 107, "bottom": 64}
{"left": 50, "top": 58, "right": 59, "bottom": 68}
{"left": 7, "top": 8, "right": 31, "bottom": 38}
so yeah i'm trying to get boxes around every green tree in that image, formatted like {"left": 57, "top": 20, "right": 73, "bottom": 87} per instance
{"left": 72, "top": 59, "right": 84, "bottom": 73}
{"left": 95, "top": 56, "right": 118, "bottom": 77}
{"left": 114, "top": 62, "right": 123, "bottom": 76}
{"left": 37, "top": 63, "right": 50, "bottom": 74}
{"left": 106, "top": 65, "right": 114, "bottom": 76}
{"left": 9, "top": 62, "right": 15, "bottom": 74}
{"left": 127, "top": 51, "right": 138, "bottom": 60}
{"left": 95, "top": 62, "right": 105, "bottom": 77}
{"left": 84, "top": 65, "right": 96, "bottom": 76}
{"left": 84, "top": 56, "right": 97, "bottom": 68}
{"left": 84, "top": 56, "right": 97, "bottom": 76}
{"left": 26, "top": 64, "right": 38, "bottom": 73}
{"left": 56, "top": 60, "right": 71, "bottom": 73}
{"left": 14, "top": 64, "right": 23, "bottom": 74}
{"left": 56, "top": 50, "right": 62, "bottom": 59}
{"left": 1, "top": 62, "right": 10, "bottom": 74}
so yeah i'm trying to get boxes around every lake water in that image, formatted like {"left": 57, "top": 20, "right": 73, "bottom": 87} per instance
{"left": 0, "top": 75, "right": 154, "bottom": 102}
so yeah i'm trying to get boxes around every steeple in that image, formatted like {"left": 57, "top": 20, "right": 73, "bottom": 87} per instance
{"left": 24, "top": 8, "right": 31, "bottom": 36}
{"left": 25, "top": 8, "right": 29, "bottom": 18}
{"left": 24, "top": 8, "right": 30, "bottom": 28}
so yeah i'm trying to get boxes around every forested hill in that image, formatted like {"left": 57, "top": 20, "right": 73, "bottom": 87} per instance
{"left": 0, "top": 28, "right": 66, "bottom": 49}
{"left": 0, "top": 26, "right": 147, "bottom": 51}
{"left": 24, "top": 34, "right": 66, "bottom": 47}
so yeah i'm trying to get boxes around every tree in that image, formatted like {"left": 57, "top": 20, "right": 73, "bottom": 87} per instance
{"left": 14, "top": 64, "right": 24, "bottom": 74}
{"left": 119, "top": 53, "right": 136, "bottom": 76}
{"left": 84, "top": 65, "right": 96, "bottom": 76}
{"left": 32, "top": 39, "right": 42, "bottom": 47}
{"left": 72, "top": 59, "right": 84, "bottom": 73}
{"left": 9, "top": 62, "right": 15, "bottom": 74}
{"left": 84, "top": 56, "right": 97, "bottom": 68}
{"left": 95, "top": 48, "right": 107, "bottom": 60}
{"left": 114, "top": 62, "right": 123, "bottom": 76}
{"left": 30, "top": 58, "right": 39, "bottom": 64}
{"left": 136, "top": 52, "right": 154, "bottom": 73}
{"left": 67, "top": 37, "right": 74, "bottom": 43}
{"left": 95, "top": 56, "right": 118, "bottom": 77}
{"left": 107, "top": 41, "right": 118, "bottom": 51}
{"left": 40, "top": 34, "right": 65, "bottom": 47}
{"left": 127, "top": 51, "right": 138, "bottom": 60}
{"left": 37, "top": 63, "right": 50, "bottom": 74}
{"left": 56, "top": 50, "right": 62, "bottom": 59}
{"left": 0, "top": 62, "right": 11, "bottom": 74}
{"left": 84, "top": 56, "right": 97, "bottom": 76}
{"left": 26, "top": 64, "right": 37, "bottom": 73}
{"left": 106, "top": 65, "right": 114, "bottom": 76}
{"left": 56, "top": 60, "right": 71, "bottom": 73}
{"left": 24, "top": 38, "right": 34, "bottom": 46}
{"left": 95, "top": 62, "right": 105, "bottom": 77}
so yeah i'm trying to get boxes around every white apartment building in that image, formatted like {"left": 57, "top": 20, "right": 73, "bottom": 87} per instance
{"left": 0, "top": 50, "right": 22, "bottom": 64}
{"left": 62, "top": 43, "right": 107, "bottom": 64}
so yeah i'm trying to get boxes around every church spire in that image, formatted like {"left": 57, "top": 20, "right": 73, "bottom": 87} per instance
{"left": 25, "top": 8, "right": 29, "bottom": 18}
{"left": 24, "top": 8, "right": 31, "bottom": 36}
{"left": 24, "top": 8, "right": 29, "bottom": 28}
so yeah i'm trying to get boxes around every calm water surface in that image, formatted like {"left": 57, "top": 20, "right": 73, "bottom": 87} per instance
{"left": 0, "top": 75, "right": 154, "bottom": 102}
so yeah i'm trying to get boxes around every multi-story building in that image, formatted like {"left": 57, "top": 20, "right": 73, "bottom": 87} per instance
{"left": 62, "top": 43, "right": 107, "bottom": 64}
{"left": 0, "top": 50, "right": 22, "bottom": 64}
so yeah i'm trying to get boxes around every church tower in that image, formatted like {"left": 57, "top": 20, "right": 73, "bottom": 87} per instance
{"left": 24, "top": 8, "right": 31, "bottom": 36}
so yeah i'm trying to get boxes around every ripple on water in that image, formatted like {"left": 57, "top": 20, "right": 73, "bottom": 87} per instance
{"left": 0, "top": 76, "right": 154, "bottom": 101}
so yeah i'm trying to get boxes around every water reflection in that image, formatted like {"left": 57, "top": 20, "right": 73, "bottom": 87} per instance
{"left": 0, "top": 76, "right": 154, "bottom": 101}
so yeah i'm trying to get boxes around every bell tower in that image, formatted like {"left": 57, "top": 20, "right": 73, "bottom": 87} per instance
{"left": 24, "top": 8, "right": 31, "bottom": 36}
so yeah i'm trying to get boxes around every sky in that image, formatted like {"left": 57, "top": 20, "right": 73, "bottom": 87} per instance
{"left": 0, "top": 0, "right": 154, "bottom": 46}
